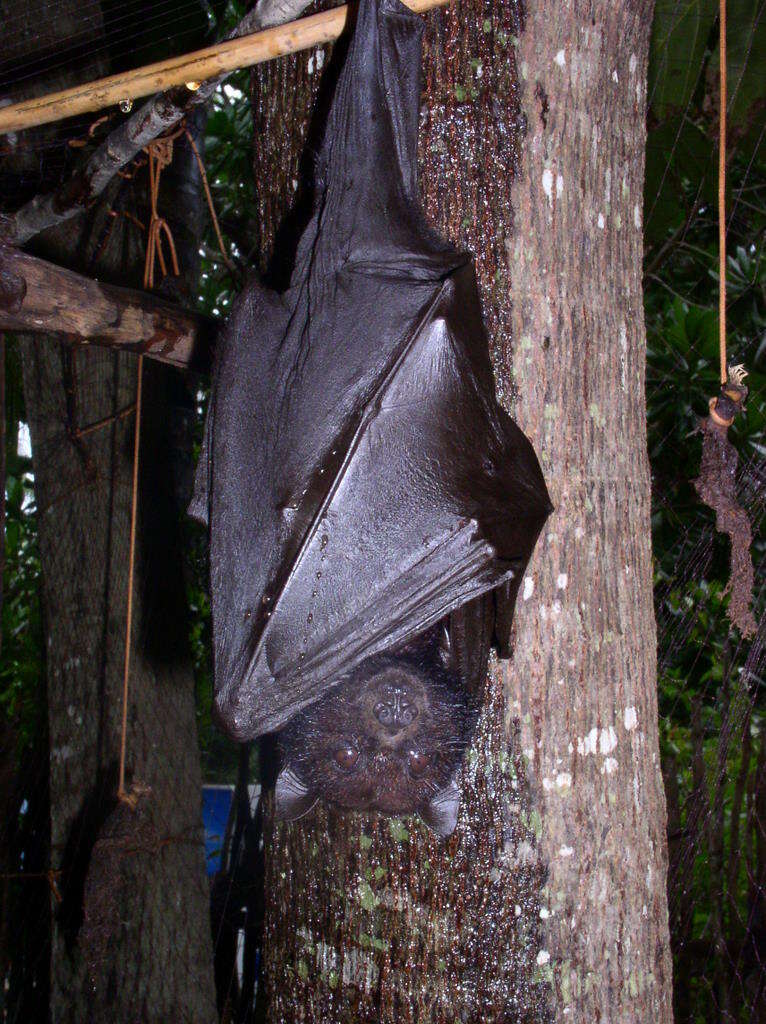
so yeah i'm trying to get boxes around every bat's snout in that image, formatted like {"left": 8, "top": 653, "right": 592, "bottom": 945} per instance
{"left": 372, "top": 689, "right": 419, "bottom": 734}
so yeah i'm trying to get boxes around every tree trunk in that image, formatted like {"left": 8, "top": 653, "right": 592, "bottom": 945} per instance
{"left": 3, "top": 1, "right": 217, "bottom": 1020}
{"left": 253, "top": 0, "right": 672, "bottom": 1020}
{"left": 21, "top": 341, "right": 217, "bottom": 1024}
{"left": 506, "top": 0, "right": 673, "bottom": 1019}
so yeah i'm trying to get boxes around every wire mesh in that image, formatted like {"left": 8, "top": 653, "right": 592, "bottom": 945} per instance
{"left": 0, "top": 0, "right": 764, "bottom": 1021}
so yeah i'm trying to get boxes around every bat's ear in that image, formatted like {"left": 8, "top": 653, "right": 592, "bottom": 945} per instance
{"left": 420, "top": 777, "right": 461, "bottom": 837}
{"left": 274, "top": 767, "right": 318, "bottom": 822}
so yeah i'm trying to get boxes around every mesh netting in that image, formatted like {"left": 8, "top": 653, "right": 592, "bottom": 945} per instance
{"left": 1, "top": 0, "right": 764, "bottom": 1021}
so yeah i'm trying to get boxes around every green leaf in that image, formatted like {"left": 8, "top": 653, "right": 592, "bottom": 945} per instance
{"left": 649, "top": 0, "right": 716, "bottom": 119}
{"left": 709, "top": 0, "right": 766, "bottom": 129}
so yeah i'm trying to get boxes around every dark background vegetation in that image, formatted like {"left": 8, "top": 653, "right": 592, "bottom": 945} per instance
{"left": 1, "top": 0, "right": 764, "bottom": 1020}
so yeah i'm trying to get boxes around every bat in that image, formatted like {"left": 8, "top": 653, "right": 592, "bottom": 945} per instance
{"left": 273, "top": 599, "right": 492, "bottom": 835}
{"left": 190, "top": 0, "right": 551, "bottom": 829}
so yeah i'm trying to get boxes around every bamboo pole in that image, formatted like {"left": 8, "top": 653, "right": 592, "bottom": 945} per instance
{"left": 0, "top": 0, "right": 451, "bottom": 135}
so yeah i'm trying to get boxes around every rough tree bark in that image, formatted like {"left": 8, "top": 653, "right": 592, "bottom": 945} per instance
{"left": 506, "top": 0, "right": 673, "bottom": 1019}
{"left": 251, "top": 0, "right": 672, "bottom": 1021}
{"left": 2, "top": 1, "right": 217, "bottom": 1020}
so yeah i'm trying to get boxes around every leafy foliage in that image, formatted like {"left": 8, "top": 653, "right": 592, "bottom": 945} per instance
{"left": 1, "top": 343, "right": 44, "bottom": 758}
{"left": 646, "top": 5, "right": 765, "bottom": 1019}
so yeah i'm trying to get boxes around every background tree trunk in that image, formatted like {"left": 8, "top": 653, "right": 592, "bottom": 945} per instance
{"left": 2, "top": 1, "right": 217, "bottom": 1020}
{"left": 252, "top": 0, "right": 673, "bottom": 1021}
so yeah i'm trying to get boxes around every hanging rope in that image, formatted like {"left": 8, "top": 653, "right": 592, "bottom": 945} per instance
{"left": 117, "top": 353, "right": 144, "bottom": 808}
{"left": 691, "top": 0, "right": 755, "bottom": 638}
{"left": 116, "top": 117, "right": 234, "bottom": 804}
{"left": 183, "top": 128, "right": 237, "bottom": 278}
{"left": 114, "top": 126, "right": 175, "bottom": 805}
{"left": 143, "top": 134, "right": 182, "bottom": 290}
{"left": 718, "top": 0, "right": 728, "bottom": 386}
{"left": 142, "top": 126, "right": 235, "bottom": 288}
{"left": 80, "top": 125, "right": 234, "bottom": 965}
{"left": 116, "top": 125, "right": 231, "bottom": 800}
{"left": 711, "top": 0, "right": 748, "bottom": 419}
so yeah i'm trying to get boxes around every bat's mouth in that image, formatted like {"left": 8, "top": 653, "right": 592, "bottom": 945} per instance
{"left": 329, "top": 788, "right": 420, "bottom": 817}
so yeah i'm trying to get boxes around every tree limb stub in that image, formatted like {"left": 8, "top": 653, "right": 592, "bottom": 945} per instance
{"left": 2, "top": 0, "right": 316, "bottom": 246}
{"left": 0, "top": 246, "right": 213, "bottom": 372}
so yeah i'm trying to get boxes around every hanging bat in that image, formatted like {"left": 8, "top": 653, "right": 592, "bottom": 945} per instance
{"left": 190, "top": 0, "right": 551, "bottom": 832}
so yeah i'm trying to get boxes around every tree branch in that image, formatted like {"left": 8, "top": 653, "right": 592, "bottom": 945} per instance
{"left": 2, "top": 0, "right": 315, "bottom": 247}
{"left": 0, "top": 245, "right": 214, "bottom": 371}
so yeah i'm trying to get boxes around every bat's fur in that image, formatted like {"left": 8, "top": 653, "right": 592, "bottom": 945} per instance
{"left": 277, "top": 629, "right": 478, "bottom": 821}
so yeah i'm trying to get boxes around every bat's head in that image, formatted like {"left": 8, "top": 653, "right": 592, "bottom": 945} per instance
{"left": 274, "top": 635, "right": 478, "bottom": 836}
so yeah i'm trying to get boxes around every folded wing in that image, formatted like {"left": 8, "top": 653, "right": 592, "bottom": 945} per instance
{"left": 190, "top": 0, "right": 551, "bottom": 739}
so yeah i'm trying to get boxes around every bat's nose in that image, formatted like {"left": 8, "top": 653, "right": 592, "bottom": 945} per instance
{"left": 373, "top": 691, "right": 419, "bottom": 732}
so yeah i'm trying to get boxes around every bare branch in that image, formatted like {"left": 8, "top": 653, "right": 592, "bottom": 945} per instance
{"left": 3, "top": 0, "right": 315, "bottom": 247}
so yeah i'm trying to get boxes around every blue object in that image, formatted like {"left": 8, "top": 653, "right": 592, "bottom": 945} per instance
{"left": 202, "top": 785, "right": 234, "bottom": 876}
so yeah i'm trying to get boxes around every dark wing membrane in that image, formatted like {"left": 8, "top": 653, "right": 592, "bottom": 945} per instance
{"left": 210, "top": 265, "right": 549, "bottom": 737}
{"left": 190, "top": 0, "right": 551, "bottom": 740}
{"left": 289, "top": 0, "right": 459, "bottom": 283}
{"left": 446, "top": 594, "right": 495, "bottom": 699}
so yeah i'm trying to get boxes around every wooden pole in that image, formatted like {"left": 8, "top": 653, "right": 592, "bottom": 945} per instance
{"left": 0, "top": 0, "right": 451, "bottom": 135}
{"left": 0, "top": 246, "right": 213, "bottom": 371}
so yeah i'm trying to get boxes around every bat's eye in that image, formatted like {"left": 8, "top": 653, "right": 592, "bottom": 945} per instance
{"left": 334, "top": 745, "right": 360, "bottom": 770}
{"left": 407, "top": 750, "right": 430, "bottom": 776}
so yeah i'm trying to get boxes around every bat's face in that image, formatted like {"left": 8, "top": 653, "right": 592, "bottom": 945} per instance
{"left": 275, "top": 646, "right": 477, "bottom": 836}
